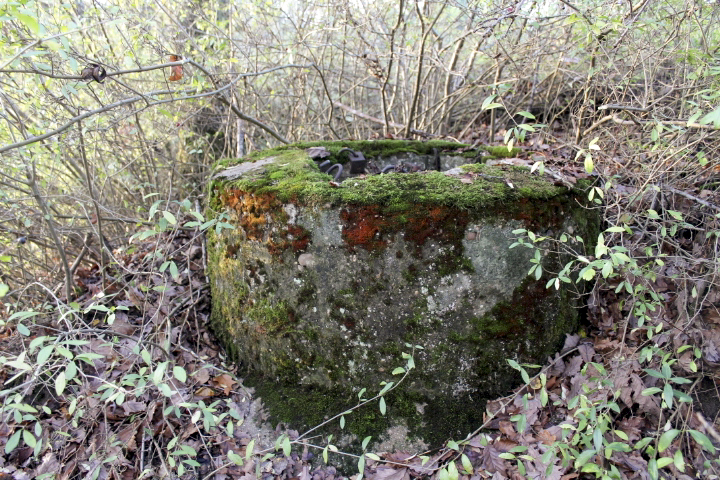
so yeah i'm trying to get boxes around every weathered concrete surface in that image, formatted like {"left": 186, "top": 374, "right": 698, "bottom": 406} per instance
{"left": 206, "top": 140, "right": 599, "bottom": 448}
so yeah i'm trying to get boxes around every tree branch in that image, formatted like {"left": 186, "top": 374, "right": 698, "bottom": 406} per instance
{"left": 333, "top": 101, "right": 435, "bottom": 137}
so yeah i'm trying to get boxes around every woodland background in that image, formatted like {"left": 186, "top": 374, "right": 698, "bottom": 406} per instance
{"left": 1, "top": 0, "right": 720, "bottom": 478}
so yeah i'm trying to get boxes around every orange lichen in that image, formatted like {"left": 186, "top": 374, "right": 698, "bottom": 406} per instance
{"left": 405, "top": 206, "right": 468, "bottom": 247}
{"left": 340, "top": 204, "right": 469, "bottom": 253}
{"left": 340, "top": 206, "right": 387, "bottom": 250}
{"left": 220, "top": 188, "right": 282, "bottom": 241}
{"left": 220, "top": 188, "right": 312, "bottom": 256}
{"left": 287, "top": 225, "right": 311, "bottom": 252}
{"left": 267, "top": 224, "right": 311, "bottom": 255}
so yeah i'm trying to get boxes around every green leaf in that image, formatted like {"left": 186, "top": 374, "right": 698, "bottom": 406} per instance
{"left": 391, "top": 367, "right": 405, "bottom": 375}
{"left": 366, "top": 453, "right": 381, "bottom": 461}
{"left": 65, "top": 361, "right": 77, "bottom": 381}
{"left": 667, "top": 210, "right": 683, "bottom": 221}
{"left": 447, "top": 460, "right": 459, "bottom": 480}
{"left": 0, "top": 283, "right": 8, "bottom": 297}
{"left": 15, "top": 13, "right": 40, "bottom": 34}
{"left": 153, "top": 362, "right": 168, "bottom": 384}
{"left": 22, "top": 429, "right": 36, "bottom": 448}
{"left": 662, "top": 383, "right": 674, "bottom": 408}
{"left": 635, "top": 437, "right": 653, "bottom": 451}
{"left": 446, "top": 440, "right": 460, "bottom": 451}
{"left": 605, "top": 441, "right": 631, "bottom": 453}
{"left": 688, "top": 429, "right": 717, "bottom": 454}
{"left": 699, "top": 105, "right": 720, "bottom": 127}
{"left": 644, "top": 369, "right": 666, "bottom": 379}
{"left": 481, "top": 95, "right": 497, "bottom": 110}
{"left": 36, "top": 345, "right": 55, "bottom": 365}
{"left": 199, "top": 219, "right": 216, "bottom": 231}
{"left": 282, "top": 436, "right": 291, "bottom": 456}
{"left": 340, "top": 415, "right": 345, "bottom": 429}
{"left": 601, "top": 261, "right": 613, "bottom": 278}
{"left": 687, "top": 110, "right": 702, "bottom": 125}
{"left": 5, "top": 430, "right": 21, "bottom": 454}
{"left": 56, "top": 346, "right": 73, "bottom": 359}
{"left": 461, "top": 453, "right": 473, "bottom": 474}
{"left": 581, "top": 267, "right": 596, "bottom": 281}
{"left": 378, "top": 381, "right": 394, "bottom": 396}
{"left": 593, "top": 426, "right": 603, "bottom": 452}
{"left": 507, "top": 359, "right": 521, "bottom": 371}
{"left": 169, "top": 261, "right": 179, "bottom": 280}
{"left": 379, "top": 397, "right": 386, "bottom": 415}
{"left": 573, "top": 449, "right": 596, "bottom": 469}
{"left": 55, "top": 371, "right": 67, "bottom": 396}
{"left": 648, "top": 458, "right": 658, "bottom": 480}
{"left": 358, "top": 453, "right": 365, "bottom": 475}
{"left": 173, "top": 366, "right": 187, "bottom": 383}
{"left": 516, "top": 111, "right": 536, "bottom": 119}
{"left": 362, "top": 436, "right": 372, "bottom": 450}
{"left": 228, "top": 450, "right": 244, "bottom": 465}
{"left": 658, "top": 429, "right": 679, "bottom": 452}
{"left": 581, "top": 463, "right": 600, "bottom": 473}
{"left": 584, "top": 154, "right": 594, "bottom": 174}
{"left": 673, "top": 448, "right": 685, "bottom": 472}
{"left": 162, "top": 211, "right": 177, "bottom": 225}
{"left": 5, "top": 404, "right": 38, "bottom": 414}
{"left": 245, "top": 439, "right": 255, "bottom": 460}
{"left": 16, "top": 323, "right": 30, "bottom": 336}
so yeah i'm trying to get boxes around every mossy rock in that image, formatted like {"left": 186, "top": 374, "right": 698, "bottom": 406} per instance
{"left": 206, "top": 140, "right": 599, "bottom": 451}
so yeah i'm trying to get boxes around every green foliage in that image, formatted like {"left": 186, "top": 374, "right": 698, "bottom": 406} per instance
{"left": 509, "top": 163, "right": 717, "bottom": 478}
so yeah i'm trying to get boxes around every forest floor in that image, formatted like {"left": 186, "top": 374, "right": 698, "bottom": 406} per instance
{"left": 1, "top": 141, "right": 719, "bottom": 480}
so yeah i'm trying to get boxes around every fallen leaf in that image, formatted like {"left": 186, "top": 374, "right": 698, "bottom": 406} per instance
{"left": 193, "top": 366, "right": 212, "bottom": 384}
{"left": 212, "top": 374, "right": 237, "bottom": 395}
{"left": 194, "top": 386, "right": 217, "bottom": 398}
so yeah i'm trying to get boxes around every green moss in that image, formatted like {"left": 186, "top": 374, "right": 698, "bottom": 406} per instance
{"left": 402, "top": 265, "right": 418, "bottom": 283}
{"left": 482, "top": 145, "right": 521, "bottom": 158}
{"left": 210, "top": 141, "right": 566, "bottom": 212}
{"left": 245, "top": 371, "right": 484, "bottom": 453}
{"left": 436, "top": 251, "right": 476, "bottom": 277}
{"left": 246, "top": 298, "right": 295, "bottom": 333}
{"left": 404, "top": 311, "right": 432, "bottom": 337}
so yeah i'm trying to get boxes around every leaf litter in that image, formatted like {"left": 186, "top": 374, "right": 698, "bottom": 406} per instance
{"left": 0, "top": 169, "right": 719, "bottom": 479}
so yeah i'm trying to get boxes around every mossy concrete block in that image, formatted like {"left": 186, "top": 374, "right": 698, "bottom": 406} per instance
{"left": 207, "top": 140, "right": 598, "bottom": 448}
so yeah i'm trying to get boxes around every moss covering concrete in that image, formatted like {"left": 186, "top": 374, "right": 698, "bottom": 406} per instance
{"left": 212, "top": 139, "right": 521, "bottom": 171}
{"left": 206, "top": 140, "right": 599, "bottom": 451}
